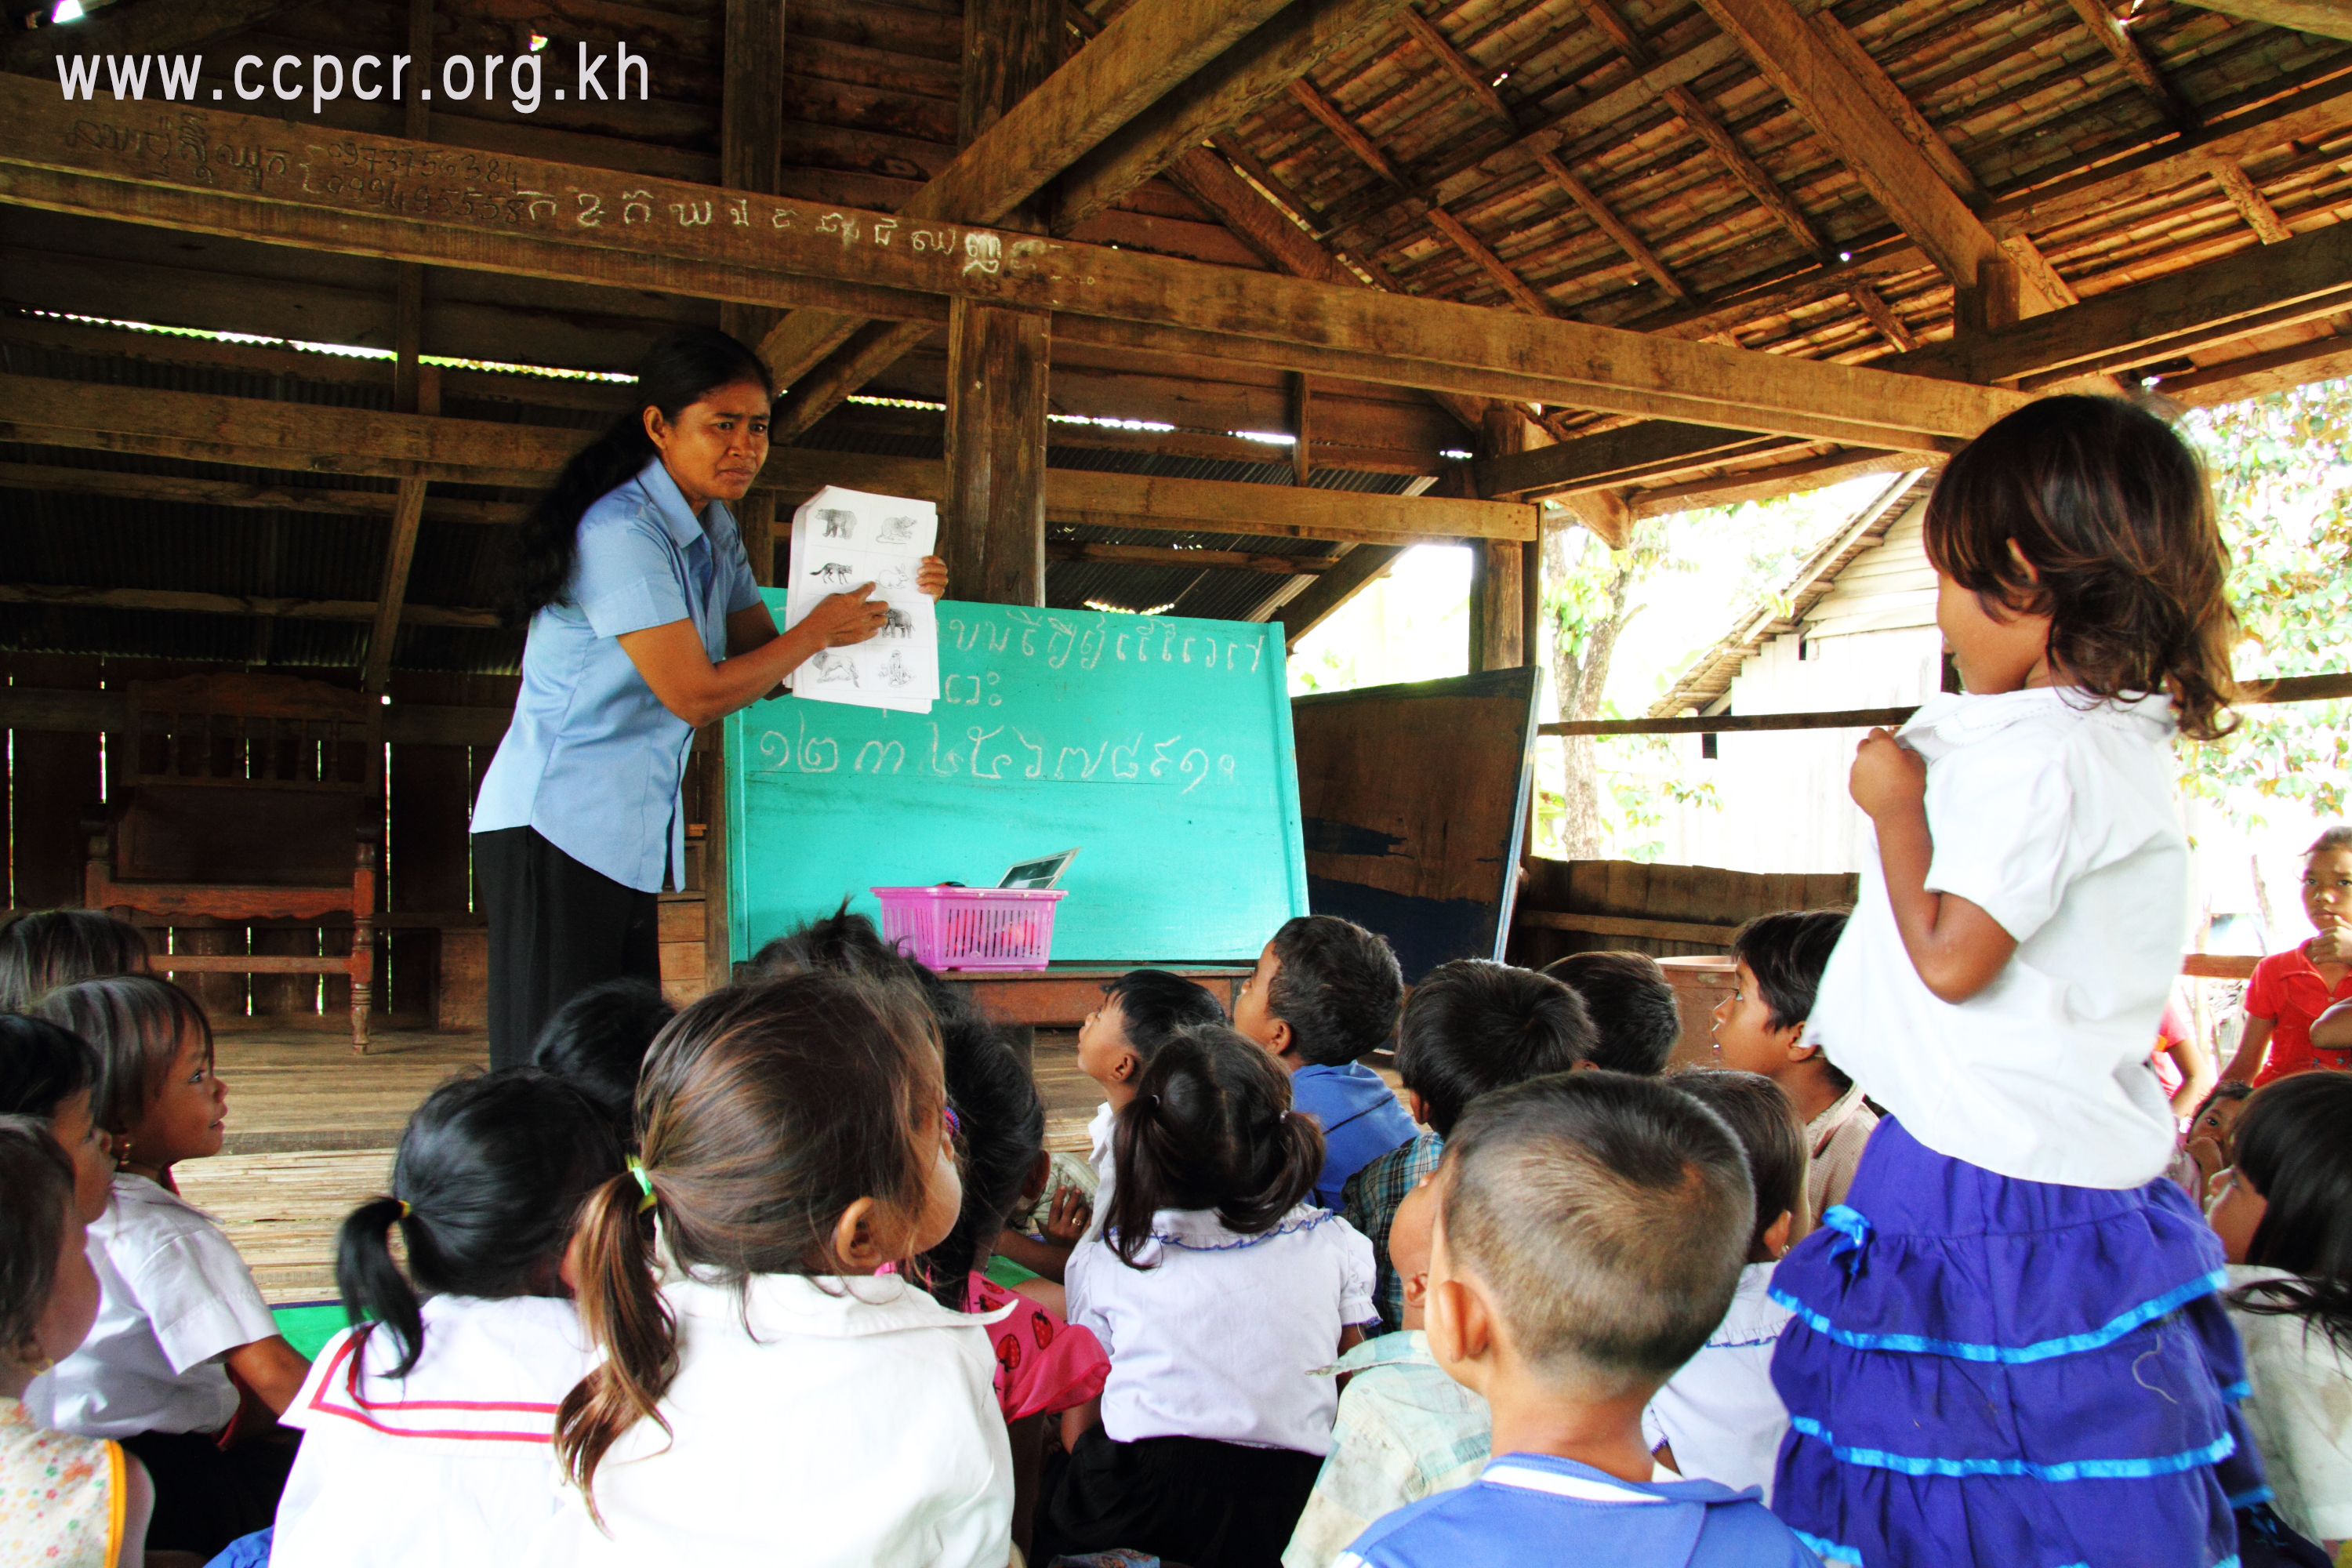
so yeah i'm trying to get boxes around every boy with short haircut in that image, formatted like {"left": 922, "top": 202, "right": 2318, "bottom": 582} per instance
{"left": 1644, "top": 1069, "right": 1809, "bottom": 1503}
{"left": 1707, "top": 909, "right": 1875, "bottom": 1214}
{"left": 1285, "top": 1179, "right": 1488, "bottom": 1568}
{"left": 1543, "top": 952, "right": 1682, "bottom": 1077}
{"left": 1336, "top": 1073, "right": 1822, "bottom": 1568}
{"left": 1234, "top": 916, "right": 1413, "bottom": 1208}
{"left": 1343, "top": 960, "right": 1594, "bottom": 1334}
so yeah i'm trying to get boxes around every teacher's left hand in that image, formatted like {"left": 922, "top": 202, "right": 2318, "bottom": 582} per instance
{"left": 918, "top": 556, "right": 949, "bottom": 599}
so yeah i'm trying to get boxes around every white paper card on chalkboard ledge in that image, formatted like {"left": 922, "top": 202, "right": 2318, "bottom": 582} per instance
{"left": 783, "top": 486, "right": 939, "bottom": 713}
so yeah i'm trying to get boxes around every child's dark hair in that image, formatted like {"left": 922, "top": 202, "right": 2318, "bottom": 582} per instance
{"left": 531, "top": 978, "right": 675, "bottom": 1144}
{"left": 1441, "top": 1070, "right": 1752, "bottom": 1389}
{"left": 31, "top": 975, "right": 212, "bottom": 1137}
{"left": 1668, "top": 1069, "right": 1809, "bottom": 1250}
{"left": 0, "top": 1014, "right": 100, "bottom": 1122}
{"left": 555, "top": 974, "right": 946, "bottom": 1512}
{"left": 1924, "top": 394, "right": 2239, "bottom": 742}
{"left": 2190, "top": 1078, "right": 2253, "bottom": 1131}
{"left": 751, "top": 901, "right": 1005, "bottom": 1071}
{"left": 1105, "top": 1025, "right": 1324, "bottom": 1268}
{"left": 2307, "top": 826, "right": 2352, "bottom": 858}
{"left": 0, "top": 910, "right": 151, "bottom": 1011}
{"left": 1103, "top": 968, "right": 1229, "bottom": 1065}
{"left": 1396, "top": 960, "right": 1594, "bottom": 1137}
{"left": 2227, "top": 1071, "right": 2352, "bottom": 1356}
{"left": 1265, "top": 915, "right": 1404, "bottom": 1065}
{"left": 338, "top": 1069, "right": 625, "bottom": 1378}
{"left": 0, "top": 1115, "right": 77, "bottom": 1367}
{"left": 1731, "top": 909, "right": 1854, "bottom": 1093}
{"left": 916, "top": 1022, "right": 1044, "bottom": 1308}
{"left": 1542, "top": 951, "right": 1682, "bottom": 1077}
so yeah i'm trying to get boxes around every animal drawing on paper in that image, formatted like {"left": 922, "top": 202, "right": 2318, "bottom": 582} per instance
{"left": 813, "top": 561, "right": 855, "bottom": 587}
{"left": 808, "top": 651, "right": 859, "bottom": 687}
{"left": 881, "top": 652, "right": 912, "bottom": 688}
{"left": 873, "top": 563, "right": 911, "bottom": 591}
{"left": 880, "top": 608, "right": 913, "bottom": 640}
{"left": 817, "top": 509, "right": 858, "bottom": 539}
{"left": 877, "top": 514, "right": 920, "bottom": 546}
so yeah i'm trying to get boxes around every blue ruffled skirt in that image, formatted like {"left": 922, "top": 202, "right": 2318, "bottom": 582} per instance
{"left": 1769, "top": 1118, "right": 2261, "bottom": 1568}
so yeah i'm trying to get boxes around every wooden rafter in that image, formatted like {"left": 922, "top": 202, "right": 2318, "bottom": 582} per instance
{"left": 1805, "top": 10, "right": 1985, "bottom": 200}
{"left": 0, "top": 0, "right": 310, "bottom": 74}
{"left": 2169, "top": 0, "right": 2352, "bottom": 42}
{"left": 1425, "top": 205, "right": 1559, "bottom": 316}
{"left": 2063, "top": 0, "right": 2198, "bottom": 129}
{"left": 1290, "top": 76, "right": 1406, "bottom": 185}
{"left": 0, "top": 584, "right": 498, "bottom": 628}
{"left": 1846, "top": 278, "right": 1918, "bottom": 350}
{"left": 1534, "top": 151, "right": 1690, "bottom": 299}
{"left": 2207, "top": 158, "right": 2295, "bottom": 241}
{"left": 1397, "top": 8, "right": 1515, "bottom": 126}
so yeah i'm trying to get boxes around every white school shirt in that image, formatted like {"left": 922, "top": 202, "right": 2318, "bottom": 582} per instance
{"left": 1083, "top": 1100, "right": 1117, "bottom": 1241}
{"left": 532, "top": 1272, "right": 1014, "bottom": 1568}
{"left": 1641, "top": 1262, "right": 1795, "bottom": 1504}
{"left": 1068, "top": 1203, "right": 1376, "bottom": 1455}
{"left": 2227, "top": 1266, "right": 2352, "bottom": 1544}
{"left": 1804, "top": 688, "right": 2188, "bottom": 1189}
{"left": 272, "top": 1295, "right": 592, "bottom": 1568}
{"left": 41, "top": 1172, "right": 280, "bottom": 1438}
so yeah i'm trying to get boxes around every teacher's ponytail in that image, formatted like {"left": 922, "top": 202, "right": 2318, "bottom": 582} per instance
{"left": 506, "top": 326, "right": 776, "bottom": 624}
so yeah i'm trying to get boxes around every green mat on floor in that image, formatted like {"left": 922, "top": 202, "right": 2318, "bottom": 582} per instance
{"left": 271, "top": 1302, "right": 350, "bottom": 1360}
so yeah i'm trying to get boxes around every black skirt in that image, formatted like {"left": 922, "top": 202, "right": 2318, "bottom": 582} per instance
{"left": 1036, "top": 1424, "right": 1326, "bottom": 1568}
{"left": 118, "top": 1428, "right": 299, "bottom": 1558}
{"left": 472, "top": 825, "right": 662, "bottom": 1069}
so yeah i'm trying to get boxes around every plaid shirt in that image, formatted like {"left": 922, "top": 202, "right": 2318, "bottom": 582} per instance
{"left": 1340, "top": 1131, "right": 1445, "bottom": 1336}
{"left": 1281, "top": 1330, "right": 1491, "bottom": 1568}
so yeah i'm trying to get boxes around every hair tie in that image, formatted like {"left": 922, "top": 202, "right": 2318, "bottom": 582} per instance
{"left": 626, "top": 1156, "right": 658, "bottom": 1213}
{"left": 396, "top": 1199, "right": 412, "bottom": 1220}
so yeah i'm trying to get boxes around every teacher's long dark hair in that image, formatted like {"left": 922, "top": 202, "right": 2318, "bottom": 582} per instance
{"left": 506, "top": 326, "right": 775, "bottom": 624}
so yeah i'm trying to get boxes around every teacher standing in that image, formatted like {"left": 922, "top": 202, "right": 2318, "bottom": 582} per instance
{"left": 470, "top": 328, "right": 947, "bottom": 1067}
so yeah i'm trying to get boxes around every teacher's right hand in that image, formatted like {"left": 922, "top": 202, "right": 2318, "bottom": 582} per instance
{"left": 801, "top": 583, "right": 891, "bottom": 647}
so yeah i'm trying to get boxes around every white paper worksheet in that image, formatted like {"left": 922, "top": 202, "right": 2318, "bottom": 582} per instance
{"left": 782, "top": 486, "right": 941, "bottom": 714}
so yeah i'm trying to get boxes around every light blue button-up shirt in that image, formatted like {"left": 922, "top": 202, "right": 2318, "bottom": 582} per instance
{"left": 471, "top": 458, "right": 764, "bottom": 893}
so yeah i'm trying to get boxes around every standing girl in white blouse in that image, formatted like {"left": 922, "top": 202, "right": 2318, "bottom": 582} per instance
{"left": 544, "top": 972, "right": 1011, "bottom": 1568}
{"left": 268, "top": 1069, "right": 624, "bottom": 1567}
{"left": 1769, "top": 396, "right": 2256, "bottom": 1568}
{"left": 1043, "top": 1025, "right": 1376, "bottom": 1568}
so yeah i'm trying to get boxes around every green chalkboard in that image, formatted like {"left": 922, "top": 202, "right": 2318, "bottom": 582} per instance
{"left": 725, "top": 595, "right": 1308, "bottom": 966}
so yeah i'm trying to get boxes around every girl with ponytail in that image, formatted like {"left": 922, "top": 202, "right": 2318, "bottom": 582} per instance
{"left": 470, "top": 325, "right": 949, "bottom": 1069}
{"left": 543, "top": 971, "right": 1011, "bottom": 1567}
{"left": 1040, "top": 1025, "right": 1376, "bottom": 1568}
{"left": 269, "top": 1069, "right": 622, "bottom": 1567}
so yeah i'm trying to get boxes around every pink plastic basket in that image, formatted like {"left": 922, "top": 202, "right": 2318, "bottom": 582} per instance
{"left": 873, "top": 886, "right": 1069, "bottom": 971}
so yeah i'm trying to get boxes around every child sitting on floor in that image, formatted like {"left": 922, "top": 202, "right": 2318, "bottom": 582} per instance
{"left": 2207, "top": 1070, "right": 2352, "bottom": 1554}
{"left": 0, "top": 1116, "right": 156, "bottom": 1568}
{"left": 0, "top": 910, "right": 150, "bottom": 1011}
{"left": 1069, "top": 968, "right": 1231, "bottom": 1248}
{"left": 1342, "top": 959, "right": 1592, "bottom": 1334}
{"left": 30, "top": 975, "right": 309, "bottom": 1563}
{"left": 264, "top": 1069, "right": 624, "bottom": 1568}
{"left": 1541, "top": 952, "right": 1682, "bottom": 1077}
{"left": 1, "top": 1014, "right": 118, "bottom": 1223}
{"left": 530, "top": 977, "right": 674, "bottom": 1149}
{"left": 2222, "top": 826, "right": 2352, "bottom": 1087}
{"left": 1336, "top": 1072, "right": 1817, "bottom": 1568}
{"left": 1234, "top": 916, "right": 1412, "bottom": 1208}
{"left": 1644, "top": 1070, "right": 1808, "bottom": 1502}
{"left": 546, "top": 973, "right": 1012, "bottom": 1566}
{"left": 1705, "top": 910, "right": 1874, "bottom": 1215}
{"left": 1285, "top": 1177, "right": 1489, "bottom": 1568}
{"left": 1042, "top": 1026, "right": 1376, "bottom": 1568}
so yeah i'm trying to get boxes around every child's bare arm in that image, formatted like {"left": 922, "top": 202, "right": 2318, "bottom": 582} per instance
{"left": 2163, "top": 1034, "right": 2216, "bottom": 1120}
{"left": 223, "top": 1334, "right": 310, "bottom": 1415}
{"left": 2220, "top": 1016, "right": 2274, "bottom": 1084}
{"left": 994, "top": 1229, "right": 1072, "bottom": 1285}
{"left": 1851, "top": 729, "right": 2018, "bottom": 1004}
{"left": 2312, "top": 1000, "right": 2352, "bottom": 1051}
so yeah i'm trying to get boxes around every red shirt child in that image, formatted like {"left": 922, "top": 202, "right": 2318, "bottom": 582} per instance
{"left": 2242, "top": 942, "right": 2352, "bottom": 1086}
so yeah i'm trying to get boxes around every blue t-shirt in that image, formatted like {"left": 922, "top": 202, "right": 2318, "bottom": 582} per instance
{"left": 1290, "top": 1062, "right": 1418, "bottom": 1210}
{"left": 1336, "top": 1453, "right": 1824, "bottom": 1568}
{"left": 471, "top": 458, "right": 764, "bottom": 893}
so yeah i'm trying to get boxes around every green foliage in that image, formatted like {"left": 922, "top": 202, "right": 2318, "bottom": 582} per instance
{"left": 2180, "top": 380, "right": 2352, "bottom": 827}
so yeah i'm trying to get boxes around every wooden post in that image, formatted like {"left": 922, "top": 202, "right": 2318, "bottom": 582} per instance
{"left": 1955, "top": 255, "right": 2022, "bottom": 338}
{"left": 941, "top": 0, "right": 1060, "bottom": 609}
{"left": 1469, "top": 405, "right": 1530, "bottom": 671}
{"left": 1288, "top": 371, "right": 1312, "bottom": 485}
{"left": 719, "top": 0, "right": 786, "bottom": 353}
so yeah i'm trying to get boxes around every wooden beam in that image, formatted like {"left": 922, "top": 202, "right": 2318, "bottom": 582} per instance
{"left": 362, "top": 481, "right": 428, "bottom": 692}
{"left": 1279, "top": 543, "right": 1406, "bottom": 645}
{"left": 1055, "top": 0, "right": 1421, "bottom": 230}
{"left": 1161, "top": 148, "right": 1336, "bottom": 281}
{"left": 1627, "top": 445, "right": 1926, "bottom": 514}
{"left": 1049, "top": 542, "right": 1339, "bottom": 572}
{"left": 0, "top": 463, "right": 523, "bottom": 524}
{"left": 2156, "top": 331, "right": 2352, "bottom": 405}
{"left": 0, "top": 0, "right": 307, "bottom": 74}
{"left": 1398, "top": 7, "right": 1515, "bottom": 126}
{"left": 1846, "top": 278, "right": 1918, "bottom": 350}
{"left": 1806, "top": 9, "right": 1984, "bottom": 199}
{"left": 2208, "top": 158, "right": 2295, "bottom": 242}
{"left": 2168, "top": 0, "right": 2352, "bottom": 40}
{"left": 2063, "top": 0, "right": 2197, "bottom": 129}
{"left": 0, "top": 85, "right": 2028, "bottom": 444}
{"left": 1425, "top": 205, "right": 1558, "bottom": 317}
{"left": 1288, "top": 372, "right": 1313, "bottom": 485}
{"left": 1534, "top": 150, "right": 1690, "bottom": 299}
{"left": 1289, "top": 77, "right": 1406, "bottom": 185}
{"left": 1516, "top": 909, "right": 1741, "bottom": 944}
{"left": 719, "top": 0, "right": 789, "bottom": 352}
{"left": 0, "top": 585, "right": 497, "bottom": 627}
{"left": 1694, "top": 0, "right": 2000, "bottom": 289}
{"left": 1479, "top": 422, "right": 1789, "bottom": 499}
{"left": 1560, "top": 485, "right": 1634, "bottom": 548}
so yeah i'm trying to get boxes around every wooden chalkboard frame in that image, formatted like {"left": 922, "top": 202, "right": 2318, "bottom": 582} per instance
{"left": 1290, "top": 666, "right": 1541, "bottom": 981}
{"left": 724, "top": 595, "right": 1309, "bottom": 967}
